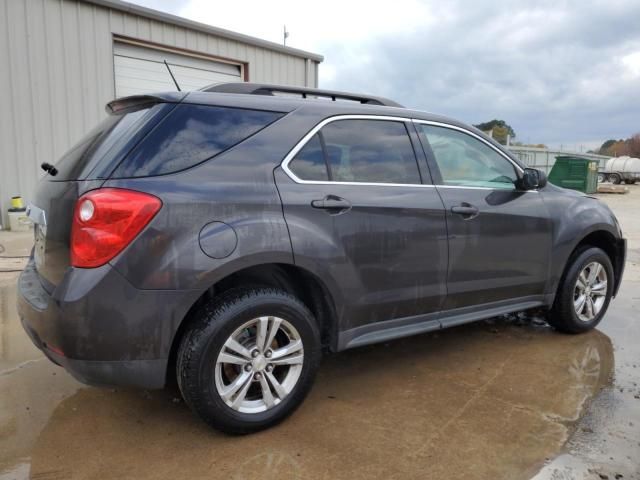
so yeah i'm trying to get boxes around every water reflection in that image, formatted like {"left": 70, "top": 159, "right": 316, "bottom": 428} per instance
{"left": 0, "top": 308, "right": 612, "bottom": 480}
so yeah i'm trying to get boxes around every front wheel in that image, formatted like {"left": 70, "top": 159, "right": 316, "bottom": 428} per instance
{"left": 176, "top": 288, "right": 321, "bottom": 434}
{"left": 546, "top": 247, "right": 614, "bottom": 333}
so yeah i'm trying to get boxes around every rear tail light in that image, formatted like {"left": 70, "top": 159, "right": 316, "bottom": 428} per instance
{"left": 71, "top": 188, "right": 162, "bottom": 268}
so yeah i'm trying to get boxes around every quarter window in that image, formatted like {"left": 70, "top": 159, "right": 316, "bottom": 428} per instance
{"left": 417, "top": 125, "right": 518, "bottom": 189}
{"left": 288, "top": 119, "right": 422, "bottom": 184}
{"left": 288, "top": 134, "right": 329, "bottom": 181}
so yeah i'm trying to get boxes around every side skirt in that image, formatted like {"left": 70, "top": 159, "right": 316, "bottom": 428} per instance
{"left": 337, "top": 295, "right": 547, "bottom": 351}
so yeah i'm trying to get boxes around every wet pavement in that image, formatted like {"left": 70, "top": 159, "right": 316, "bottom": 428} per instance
{"left": 0, "top": 187, "right": 638, "bottom": 480}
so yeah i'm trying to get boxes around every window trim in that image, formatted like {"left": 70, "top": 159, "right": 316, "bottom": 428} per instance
{"left": 281, "top": 114, "right": 431, "bottom": 188}
{"left": 281, "top": 115, "right": 529, "bottom": 190}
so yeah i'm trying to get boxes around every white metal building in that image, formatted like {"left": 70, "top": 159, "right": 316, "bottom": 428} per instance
{"left": 0, "top": 0, "right": 323, "bottom": 226}
{"left": 508, "top": 146, "right": 610, "bottom": 173}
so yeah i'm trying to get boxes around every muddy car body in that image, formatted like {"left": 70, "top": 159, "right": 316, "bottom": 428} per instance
{"left": 18, "top": 83, "right": 626, "bottom": 433}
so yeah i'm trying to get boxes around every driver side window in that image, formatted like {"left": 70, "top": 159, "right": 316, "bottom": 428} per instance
{"left": 417, "top": 125, "right": 518, "bottom": 189}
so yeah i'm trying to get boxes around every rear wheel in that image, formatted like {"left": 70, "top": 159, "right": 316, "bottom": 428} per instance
{"left": 610, "top": 173, "right": 621, "bottom": 184}
{"left": 177, "top": 288, "right": 321, "bottom": 434}
{"left": 546, "top": 247, "right": 614, "bottom": 333}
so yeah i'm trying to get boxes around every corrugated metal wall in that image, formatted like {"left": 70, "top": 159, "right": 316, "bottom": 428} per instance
{"left": 0, "top": 0, "right": 320, "bottom": 226}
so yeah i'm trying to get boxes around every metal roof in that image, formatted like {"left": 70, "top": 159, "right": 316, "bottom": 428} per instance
{"left": 82, "top": 0, "right": 324, "bottom": 62}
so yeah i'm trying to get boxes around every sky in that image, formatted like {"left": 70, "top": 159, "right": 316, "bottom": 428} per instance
{"left": 133, "top": 0, "right": 640, "bottom": 151}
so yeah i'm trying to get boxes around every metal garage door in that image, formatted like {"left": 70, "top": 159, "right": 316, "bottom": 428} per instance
{"left": 113, "top": 42, "right": 242, "bottom": 97}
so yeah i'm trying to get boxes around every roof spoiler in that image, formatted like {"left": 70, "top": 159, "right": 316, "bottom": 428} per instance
{"left": 202, "top": 82, "right": 404, "bottom": 108}
{"left": 105, "top": 95, "right": 166, "bottom": 115}
{"left": 104, "top": 92, "right": 193, "bottom": 114}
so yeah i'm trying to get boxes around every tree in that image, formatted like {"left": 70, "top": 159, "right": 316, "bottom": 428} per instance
{"left": 628, "top": 133, "right": 640, "bottom": 157}
{"left": 598, "top": 134, "right": 640, "bottom": 157}
{"left": 473, "top": 120, "right": 516, "bottom": 145}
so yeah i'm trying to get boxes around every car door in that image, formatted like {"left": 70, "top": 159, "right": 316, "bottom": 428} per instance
{"left": 274, "top": 116, "right": 448, "bottom": 340}
{"left": 414, "top": 122, "right": 553, "bottom": 318}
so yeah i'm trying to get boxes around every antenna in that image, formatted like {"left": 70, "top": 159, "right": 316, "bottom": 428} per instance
{"left": 283, "top": 25, "right": 289, "bottom": 46}
{"left": 163, "top": 60, "right": 181, "bottom": 91}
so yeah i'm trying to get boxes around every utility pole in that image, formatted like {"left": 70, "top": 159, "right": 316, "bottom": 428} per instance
{"left": 283, "top": 25, "right": 289, "bottom": 46}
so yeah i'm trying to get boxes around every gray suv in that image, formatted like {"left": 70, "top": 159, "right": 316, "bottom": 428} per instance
{"left": 18, "top": 83, "right": 626, "bottom": 434}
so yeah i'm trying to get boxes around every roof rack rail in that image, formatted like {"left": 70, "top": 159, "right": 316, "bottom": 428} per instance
{"left": 201, "top": 82, "right": 404, "bottom": 108}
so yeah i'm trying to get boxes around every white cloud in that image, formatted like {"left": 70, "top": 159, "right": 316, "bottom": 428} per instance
{"left": 177, "top": 0, "right": 437, "bottom": 50}
{"left": 131, "top": 0, "right": 640, "bottom": 147}
{"left": 621, "top": 51, "right": 640, "bottom": 76}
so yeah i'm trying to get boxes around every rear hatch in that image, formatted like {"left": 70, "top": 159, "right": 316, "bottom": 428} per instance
{"left": 31, "top": 96, "right": 179, "bottom": 290}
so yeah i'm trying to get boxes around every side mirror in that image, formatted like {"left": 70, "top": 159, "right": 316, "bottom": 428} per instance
{"left": 520, "top": 168, "right": 547, "bottom": 190}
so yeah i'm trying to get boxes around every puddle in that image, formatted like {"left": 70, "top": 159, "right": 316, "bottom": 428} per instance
{"left": 0, "top": 277, "right": 616, "bottom": 479}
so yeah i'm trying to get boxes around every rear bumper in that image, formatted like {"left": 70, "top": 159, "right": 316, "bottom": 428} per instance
{"left": 20, "top": 314, "right": 166, "bottom": 388}
{"left": 17, "top": 258, "right": 199, "bottom": 389}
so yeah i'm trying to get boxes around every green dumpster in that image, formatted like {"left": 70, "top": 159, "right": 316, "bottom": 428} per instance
{"left": 548, "top": 156, "right": 599, "bottom": 194}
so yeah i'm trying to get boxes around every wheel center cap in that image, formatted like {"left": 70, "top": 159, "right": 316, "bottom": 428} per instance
{"left": 585, "top": 286, "right": 591, "bottom": 295}
{"left": 252, "top": 354, "right": 267, "bottom": 371}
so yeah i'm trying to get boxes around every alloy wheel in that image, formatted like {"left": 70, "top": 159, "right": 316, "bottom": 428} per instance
{"left": 574, "top": 262, "right": 608, "bottom": 322}
{"left": 214, "top": 316, "right": 304, "bottom": 413}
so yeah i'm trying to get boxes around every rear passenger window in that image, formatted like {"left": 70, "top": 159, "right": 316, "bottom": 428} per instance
{"left": 322, "top": 120, "right": 421, "bottom": 184}
{"left": 288, "top": 134, "right": 328, "bottom": 181}
{"left": 113, "top": 105, "right": 283, "bottom": 177}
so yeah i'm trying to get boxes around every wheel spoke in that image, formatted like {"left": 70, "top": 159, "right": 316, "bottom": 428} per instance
{"left": 270, "top": 353, "right": 304, "bottom": 366}
{"left": 265, "top": 370, "right": 287, "bottom": 399}
{"left": 224, "top": 338, "right": 252, "bottom": 360}
{"left": 585, "top": 296, "right": 594, "bottom": 318}
{"left": 579, "top": 271, "right": 589, "bottom": 288}
{"left": 231, "top": 372, "right": 255, "bottom": 409}
{"left": 591, "top": 281, "right": 607, "bottom": 296}
{"left": 574, "top": 294, "right": 587, "bottom": 314}
{"left": 264, "top": 317, "right": 282, "bottom": 351}
{"left": 258, "top": 374, "right": 275, "bottom": 408}
{"left": 217, "top": 352, "right": 248, "bottom": 366}
{"left": 576, "top": 276, "right": 587, "bottom": 290}
{"left": 587, "top": 263, "right": 601, "bottom": 285}
{"left": 271, "top": 339, "right": 303, "bottom": 360}
{"left": 255, "top": 316, "right": 269, "bottom": 352}
{"left": 220, "top": 370, "right": 252, "bottom": 401}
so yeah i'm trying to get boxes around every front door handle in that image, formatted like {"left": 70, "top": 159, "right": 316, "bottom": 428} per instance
{"left": 311, "top": 195, "right": 352, "bottom": 214}
{"left": 451, "top": 203, "right": 479, "bottom": 219}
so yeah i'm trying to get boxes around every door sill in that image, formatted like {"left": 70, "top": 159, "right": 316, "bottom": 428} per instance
{"left": 337, "top": 295, "right": 546, "bottom": 351}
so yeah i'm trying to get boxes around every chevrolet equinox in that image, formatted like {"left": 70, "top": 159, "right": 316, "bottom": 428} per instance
{"left": 18, "top": 83, "right": 626, "bottom": 434}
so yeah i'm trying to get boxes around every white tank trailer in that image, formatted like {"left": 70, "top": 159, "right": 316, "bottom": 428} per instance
{"left": 598, "top": 156, "right": 640, "bottom": 184}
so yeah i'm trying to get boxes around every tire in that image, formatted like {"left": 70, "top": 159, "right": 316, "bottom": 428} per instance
{"left": 597, "top": 173, "right": 606, "bottom": 183}
{"left": 624, "top": 179, "right": 635, "bottom": 185}
{"left": 176, "top": 287, "right": 321, "bottom": 434}
{"left": 610, "top": 173, "right": 621, "bottom": 185}
{"left": 546, "top": 247, "right": 614, "bottom": 334}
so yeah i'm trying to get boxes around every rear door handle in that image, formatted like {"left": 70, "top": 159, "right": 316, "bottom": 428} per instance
{"left": 451, "top": 204, "right": 479, "bottom": 218}
{"left": 311, "top": 195, "right": 352, "bottom": 214}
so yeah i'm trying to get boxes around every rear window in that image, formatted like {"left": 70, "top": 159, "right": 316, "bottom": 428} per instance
{"left": 112, "top": 105, "right": 284, "bottom": 178}
{"left": 51, "top": 106, "right": 158, "bottom": 180}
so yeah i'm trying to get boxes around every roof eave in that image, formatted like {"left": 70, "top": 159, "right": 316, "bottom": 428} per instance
{"left": 81, "top": 0, "right": 324, "bottom": 62}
